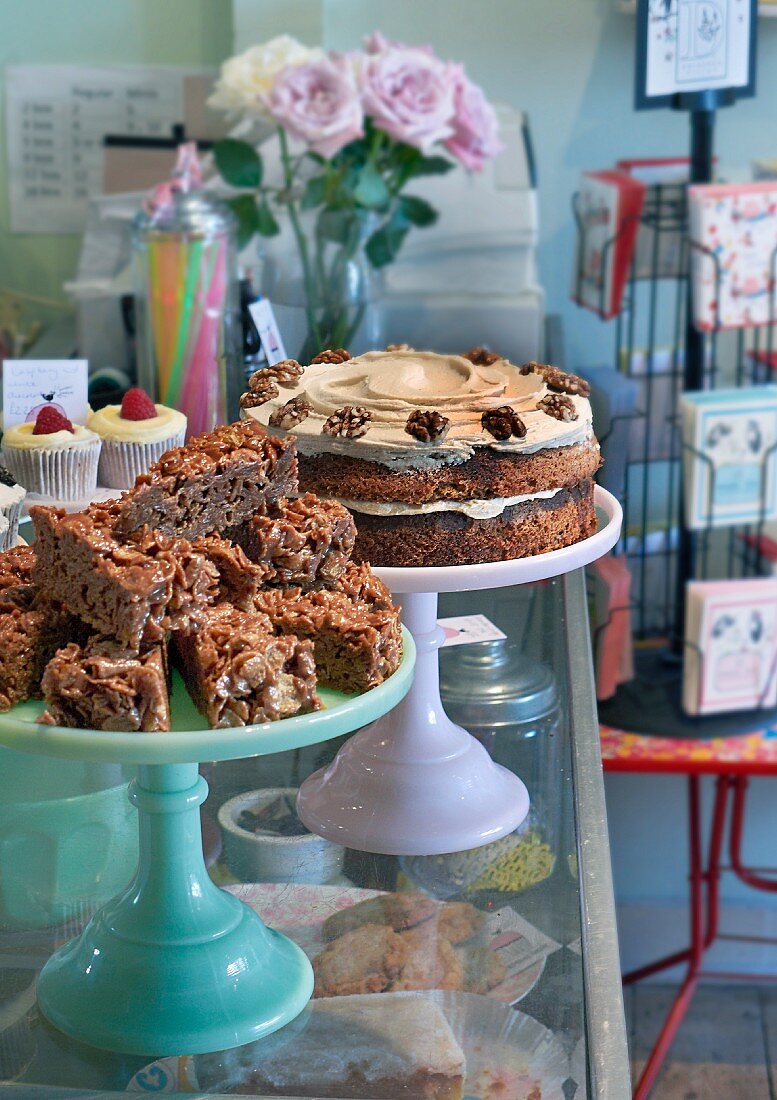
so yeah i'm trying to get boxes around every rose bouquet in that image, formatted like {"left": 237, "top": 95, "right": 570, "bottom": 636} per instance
{"left": 209, "top": 33, "right": 503, "bottom": 361}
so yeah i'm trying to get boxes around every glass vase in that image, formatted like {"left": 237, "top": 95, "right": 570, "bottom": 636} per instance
{"left": 258, "top": 209, "right": 385, "bottom": 362}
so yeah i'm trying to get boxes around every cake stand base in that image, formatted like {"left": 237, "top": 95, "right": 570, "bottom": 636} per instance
{"left": 297, "top": 707, "right": 528, "bottom": 856}
{"left": 298, "top": 487, "right": 623, "bottom": 856}
{"left": 298, "top": 591, "right": 530, "bottom": 855}
{"left": 37, "top": 763, "right": 312, "bottom": 1055}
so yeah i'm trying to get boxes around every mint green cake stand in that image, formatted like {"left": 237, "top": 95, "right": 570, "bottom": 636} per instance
{"left": 0, "top": 628, "right": 414, "bottom": 1056}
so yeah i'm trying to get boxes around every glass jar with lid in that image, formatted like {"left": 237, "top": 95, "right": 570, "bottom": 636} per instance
{"left": 133, "top": 146, "right": 242, "bottom": 437}
{"left": 401, "top": 638, "right": 562, "bottom": 899}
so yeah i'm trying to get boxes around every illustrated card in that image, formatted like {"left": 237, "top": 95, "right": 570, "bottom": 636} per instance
{"left": 636, "top": 0, "right": 756, "bottom": 108}
{"left": 681, "top": 386, "right": 777, "bottom": 529}
{"left": 2, "top": 359, "right": 89, "bottom": 430}
{"left": 248, "top": 299, "right": 287, "bottom": 367}
{"left": 572, "top": 170, "right": 645, "bottom": 320}
{"left": 689, "top": 182, "right": 777, "bottom": 331}
{"left": 683, "top": 578, "right": 777, "bottom": 715}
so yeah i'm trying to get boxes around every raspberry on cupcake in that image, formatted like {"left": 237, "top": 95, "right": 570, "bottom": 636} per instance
{"left": 1, "top": 406, "right": 101, "bottom": 501}
{"left": 88, "top": 388, "right": 187, "bottom": 489}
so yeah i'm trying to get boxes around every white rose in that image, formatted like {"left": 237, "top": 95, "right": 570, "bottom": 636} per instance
{"left": 208, "top": 36, "right": 323, "bottom": 117}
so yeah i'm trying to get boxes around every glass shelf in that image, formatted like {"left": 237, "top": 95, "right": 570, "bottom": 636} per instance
{"left": 0, "top": 570, "right": 628, "bottom": 1100}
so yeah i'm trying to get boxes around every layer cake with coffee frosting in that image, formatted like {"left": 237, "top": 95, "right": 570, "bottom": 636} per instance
{"left": 243, "top": 347, "right": 601, "bottom": 567}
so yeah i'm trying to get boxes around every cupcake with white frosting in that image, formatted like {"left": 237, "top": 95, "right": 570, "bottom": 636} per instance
{"left": 1, "top": 408, "right": 101, "bottom": 501}
{"left": 88, "top": 388, "right": 187, "bottom": 489}
{"left": 0, "top": 466, "right": 26, "bottom": 548}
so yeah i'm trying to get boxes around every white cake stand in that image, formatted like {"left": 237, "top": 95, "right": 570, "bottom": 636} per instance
{"left": 297, "top": 486, "right": 622, "bottom": 856}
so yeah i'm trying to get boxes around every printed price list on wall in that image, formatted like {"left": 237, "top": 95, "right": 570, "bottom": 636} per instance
{"left": 5, "top": 65, "right": 185, "bottom": 234}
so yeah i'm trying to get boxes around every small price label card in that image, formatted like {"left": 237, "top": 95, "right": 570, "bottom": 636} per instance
{"left": 2, "top": 359, "right": 89, "bottom": 430}
{"left": 248, "top": 299, "right": 287, "bottom": 366}
{"left": 438, "top": 614, "right": 506, "bottom": 648}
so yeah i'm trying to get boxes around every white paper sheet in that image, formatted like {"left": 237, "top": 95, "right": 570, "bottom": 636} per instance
{"left": 5, "top": 64, "right": 185, "bottom": 235}
{"left": 2, "top": 359, "right": 89, "bottom": 429}
{"left": 438, "top": 614, "right": 507, "bottom": 648}
{"left": 248, "top": 299, "right": 288, "bottom": 365}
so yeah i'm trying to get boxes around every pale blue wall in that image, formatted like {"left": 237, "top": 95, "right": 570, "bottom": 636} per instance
{"left": 322, "top": 0, "right": 777, "bottom": 371}
{"left": 0, "top": 0, "right": 233, "bottom": 318}
{"left": 319, "top": 0, "right": 777, "bottom": 926}
{"left": 6, "top": 0, "right": 777, "bottom": 930}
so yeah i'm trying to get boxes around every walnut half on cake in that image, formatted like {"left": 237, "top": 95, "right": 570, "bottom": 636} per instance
{"left": 245, "top": 347, "right": 602, "bottom": 567}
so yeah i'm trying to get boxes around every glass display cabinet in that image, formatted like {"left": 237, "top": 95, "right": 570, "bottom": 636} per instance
{"left": 0, "top": 570, "right": 628, "bottom": 1100}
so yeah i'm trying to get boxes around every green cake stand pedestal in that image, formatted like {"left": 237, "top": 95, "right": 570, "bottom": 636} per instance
{"left": 0, "top": 630, "right": 414, "bottom": 1056}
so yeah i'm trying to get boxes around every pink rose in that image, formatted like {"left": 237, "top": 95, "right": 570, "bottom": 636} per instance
{"left": 362, "top": 31, "right": 435, "bottom": 57}
{"left": 358, "top": 45, "right": 457, "bottom": 152}
{"left": 444, "top": 73, "right": 504, "bottom": 172}
{"left": 265, "top": 57, "right": 363, "bottom": 159}
{"left": 363, "top": 31, "right": 393, "bottom": 54}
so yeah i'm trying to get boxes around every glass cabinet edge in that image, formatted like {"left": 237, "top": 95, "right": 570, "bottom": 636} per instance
{"left": 563, "top": 568, "right": 631, "bottom": 1100}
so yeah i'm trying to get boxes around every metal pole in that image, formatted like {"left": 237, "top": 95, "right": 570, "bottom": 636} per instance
{"left": 672, "top": 106, "right": 715, "bottom": 653}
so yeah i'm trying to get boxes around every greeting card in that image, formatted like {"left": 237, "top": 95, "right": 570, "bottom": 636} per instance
{"left": 747, "top": 349, "right": 777, "bottom": 378}
{"left": 753, "top": 160, "right": 777, "bottom": 182}
{"left": 683, "top": 578, "right": 777, "bottom": 716}
{"left": 739, "top": 531, "right": 777, "bottom": 575}
{"left": 617, "top": 158, "right": 695, "bottom": 279}
{"left": 640, "top": 0, "right": 754, "bottom": 104}
{"left": 590, "top": 554, "right": 633, "bottom": 701}
{"left": 689, "top": 182, "right": 777, "bottom": 331}
{"left": 681, "top": 386, "right": 777, "bottom": 530}
{"left": 617, "top": 157, "right": 690, "bottom": 186}
{"left": 572, "top": 171, "right": 646, "bottom": 319}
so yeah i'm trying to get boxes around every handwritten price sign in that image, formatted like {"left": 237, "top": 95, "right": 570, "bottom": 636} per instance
{"left": 2, "top": 359, "right": 89, "bottom": 429}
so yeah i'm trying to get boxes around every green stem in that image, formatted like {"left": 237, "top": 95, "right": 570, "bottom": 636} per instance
{"left": 342, "top": 300, "right": 366, "bottom": 347}
{"left": 313, "top": 214, "right": 328, "bottom": 304}
{"left": 321, "top": 226, "right": 370, "bottom": 351}
{"left": 370, "top": 128, "right": 385, "bottom": 168}
{"left": 278, "top": 128, "right": 322, "bottom": 352}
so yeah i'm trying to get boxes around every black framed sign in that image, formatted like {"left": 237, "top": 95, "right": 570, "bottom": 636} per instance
{"left": 635, "top": 0, "right": 757, "bottom": 110}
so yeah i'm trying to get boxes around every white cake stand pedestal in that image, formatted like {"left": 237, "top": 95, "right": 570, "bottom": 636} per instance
{"left": 298, "top": 486, "right": 622, "bottom": 856}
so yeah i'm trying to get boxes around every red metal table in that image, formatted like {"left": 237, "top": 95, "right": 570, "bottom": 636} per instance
{"left": 601, "top": 723, "right": 777, "bottom": 1098}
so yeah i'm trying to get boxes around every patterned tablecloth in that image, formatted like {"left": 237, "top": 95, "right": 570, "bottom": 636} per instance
{"left": 600, "top": 724, "right": 777, "bottom": 775}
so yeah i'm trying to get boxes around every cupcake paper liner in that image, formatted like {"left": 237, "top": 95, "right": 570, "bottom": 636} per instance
{"left": 1, "top": 440, "right": 101, "bottom": 501}
{"left": 97, "top": 430, "right": 187, "bottom": 490}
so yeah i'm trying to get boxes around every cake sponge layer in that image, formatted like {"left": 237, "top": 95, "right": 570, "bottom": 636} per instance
{"left": 350, "top": 480, "right": 597, "bottom": 568}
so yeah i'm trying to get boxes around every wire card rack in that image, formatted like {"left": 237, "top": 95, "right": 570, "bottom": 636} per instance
{"left": 574, "top": 182, "right": 777, "bottom": 736}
